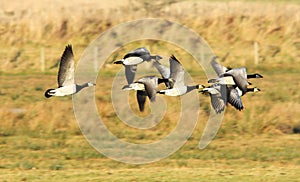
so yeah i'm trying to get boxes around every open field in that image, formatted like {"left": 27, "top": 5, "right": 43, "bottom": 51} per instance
{"left": 1, "top": 0, "right": 300, "bottom": 181}
{"left": 0, "top": 71, "right": 300, "bottom": 181}
{"left": 0, "top": 134, "right": 300, "bottom": 181}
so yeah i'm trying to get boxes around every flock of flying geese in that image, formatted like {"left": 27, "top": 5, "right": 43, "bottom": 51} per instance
{"left": 45, "top": 45, "right": 263, "bottom": 114}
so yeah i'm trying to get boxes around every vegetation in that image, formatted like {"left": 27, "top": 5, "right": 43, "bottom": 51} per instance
{"left": 0, "top": 0, "right": 299, "bottom": 181}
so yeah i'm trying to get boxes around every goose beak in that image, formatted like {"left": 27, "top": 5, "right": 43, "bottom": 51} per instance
{"left": 256, "top": 74, "right": 263, "bottom": 78}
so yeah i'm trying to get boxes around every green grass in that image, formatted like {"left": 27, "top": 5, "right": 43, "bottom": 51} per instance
{"left": 0, "top": 134, "right": 299, "bottom": 181}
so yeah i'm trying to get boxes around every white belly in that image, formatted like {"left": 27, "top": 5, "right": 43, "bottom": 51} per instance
{"left": 54, "top": 84, "right": 76, "bottom": 96}
{"left": 123, "top": 57, "right": 143, "bottom": 65}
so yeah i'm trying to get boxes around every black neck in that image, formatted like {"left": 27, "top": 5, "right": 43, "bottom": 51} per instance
{"left": 247, "top": 88, "right": 255, "bottom": 92}
{"left": 186, "top": 85, "right": 199, "bottom": 93}
{"left": 150, "top": 55, "right": 157, "bottom": 60}
{"left": 247, "top": 74, "right": 255, "bottom": 78}
{"left": 150, "top": 55, "right": 162, "bottom": 60}
{"left": 158, "top": 78, "right": 169, "bottom": 84}
{"left": 247, "top": 74, "right": 262, "bottom": 78}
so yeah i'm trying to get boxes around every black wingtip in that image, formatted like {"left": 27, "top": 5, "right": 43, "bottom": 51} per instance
{"left": 170, "top": 54, "right": 181, "bottom": 64}
{"left": 65, "top": 44, "right": 73, "bottom": 53}
{"left": 62, "top": 44, "right": 73, "bottom": 60}
{"left": 139, "top": 105, "right": 145, "bottom": 112}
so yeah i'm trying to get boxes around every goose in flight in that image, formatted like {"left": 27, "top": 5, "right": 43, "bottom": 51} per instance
{"left": 158, "top": 55, "right": 205, "bottom": 96}
{"left": 201, "top": 83, "right": 260, "bottom": 113}
{"left": 44, "top": 45, "right": 95, "bottom": 98}
{"left": 200, "top": 84, "right": 228, "bottom": 113}
{"left": 122, "top": 76, "right": 171, "bottom": 112}
{"left": 209, "top": 56, "right": 263, "bottom": 96}
{"left": 201, "top": 56, "right": 261, "bottom": 113}
{"left": 114, "top": 47, "right": 162, "bottom": 84}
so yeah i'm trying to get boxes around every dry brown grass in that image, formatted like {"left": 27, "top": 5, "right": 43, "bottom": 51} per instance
{"left": 0, "top": 0, "right": 299, "bottom": 73}
{"left": 1, "top": 0, "right": 300, "bottom": 135}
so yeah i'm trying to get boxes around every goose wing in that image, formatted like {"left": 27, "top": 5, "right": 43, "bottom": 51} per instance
{"left": 153, "top": 60, "right": 171, "bottom": 88}
{"left": 58, "top": 45, "right": 74, "bottom": 87}
{"left": 136, "top": 90, "right": 147, "bottom": 112}
{"left": 129, "top": 47, "right": 150, "bottom": 55}
{"left": 153, "top": 60, "right": 170, "bottom": 79}
{"left": 212, "top": 84, "right": 227, "bottom": 113}
{"left": 124, "top": 65, "right": 137, "bottom": 84}
{"left": 210, "top": 56, "right": 228, "bottom": 76}
{"left": 227, "top": 87, "right": 244, "bottom": 111}
{"left": 222, "top": 67, "right": 248, "bottom": 93}
{"left": 123, "top": 47, "right": 150, "bottom": 60}
{"left": 169, "top": 55, "right": 185, "bottom": 88}
{"left": 210, "top": 94, "right": 226, "bottom": 114}
{"left": 136, "top": 76, "right": 158, "bottom": 102}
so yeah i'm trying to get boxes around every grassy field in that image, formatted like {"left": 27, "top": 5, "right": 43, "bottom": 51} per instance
{"left": 0, "top": 134, "right": 300, "bottom": 181}
{"left": 1, "top": 71, "right": 300, "bottom": 181}
{"left": 1, "top": 0, "right": 300, "bottom": 181}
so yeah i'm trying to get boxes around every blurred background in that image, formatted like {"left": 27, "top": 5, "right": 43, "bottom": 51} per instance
{"left": 0, "top": 0, "right": 299, "bottom": 181}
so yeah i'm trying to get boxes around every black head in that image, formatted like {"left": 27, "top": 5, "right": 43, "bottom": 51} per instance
{"left": 254, "top": 73, "right": 263, "bottom": 78}
{"left": 44, "top": 89, "right": 55, "bottom": 98}
{"left": 254, "top": 87, "right": 261, "bottom": 92}
{"left": 157, "top": 90, "right": 165, "bottom": 95}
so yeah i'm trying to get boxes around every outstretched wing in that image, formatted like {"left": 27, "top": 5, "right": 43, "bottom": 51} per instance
{"left": 169, "top": 55, "right": 185, "bottom": 88}
{"left": 210, "top": 84, "right": 227, "bottom": 113}
{"left": 210, "top": 56, "right": 228, "bottom": 76}
{"left": 58, "top": 45, "right": 74, "bottom": 87}
{"left": 124, "top": 47, "right": 150, "bottom": 59}
{"left": 153, "top": 60, "right": 171, "bottom": 88}
{"left": 210, "top": 94, "right": 226, "bottom": 114}
{"left": 153, "top": 60, "right": 170, "bottom": 79}
{"left": 136, "top": 90, "right": 147, "bottom": 112}
{"left": 125, "top": 65, "right": 137, "bottom": 84}
{"left": 222, "top": 67, "right": 248, "bottom": 94}
{"left": 137, "top": 76, "right": 158, "bottom": 102}
{"left": 227, "top": 87, "right": 244, "bottom": 111}
{"left": 129, "top": 47, "right": 149, "bottom": 54}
